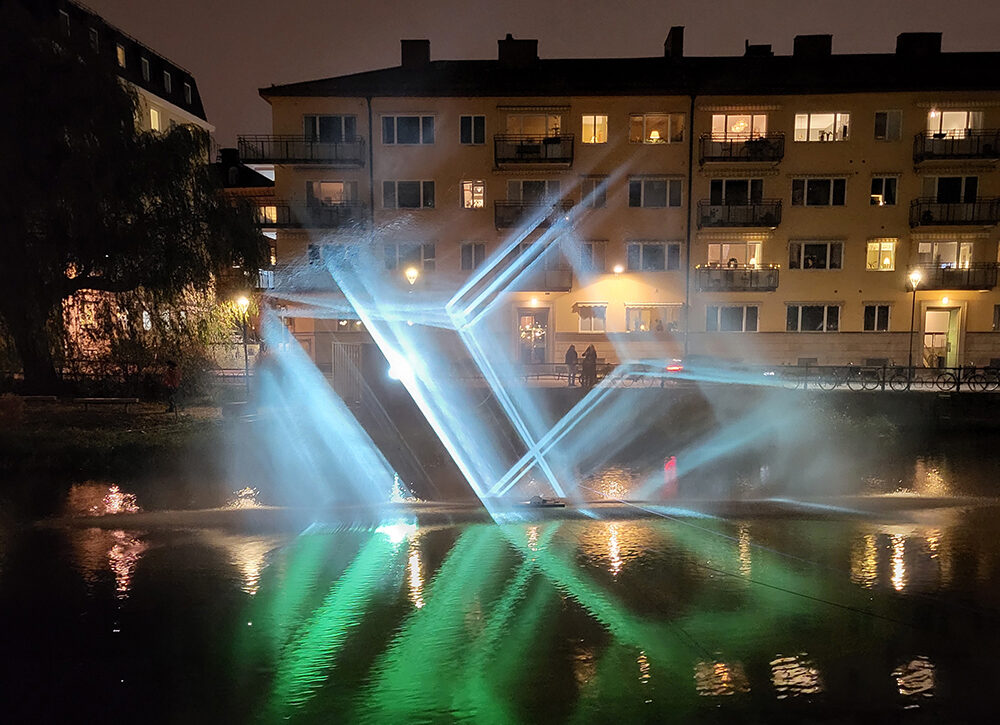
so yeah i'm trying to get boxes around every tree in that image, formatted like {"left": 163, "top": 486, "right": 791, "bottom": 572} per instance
{"left": 0, "top": 3, "right": 266, "bottom": 391}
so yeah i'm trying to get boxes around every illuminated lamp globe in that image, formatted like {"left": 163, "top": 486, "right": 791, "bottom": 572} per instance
{"left": 613, "top": 264, "right": 624, "bottom": 275}
{"left": 908, "top": 269, "right": 922, "bottom": 289}
{"left": 405, "top": 267, "right": 419, "bottom": 285}
{"left": 236, "top": 296, "right": 250, "bottom": 315}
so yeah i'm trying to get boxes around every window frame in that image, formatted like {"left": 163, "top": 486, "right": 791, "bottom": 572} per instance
{"left": 383, "top": 180, "right": 435, "bottom": 209}
{"left": 874, "top": 110, "right": 902, "bottom": 141}
{"left": 786, "top": 304, "right": 840, "bottom": 332}
{"left": 628, "top": 113, "right": 685, "bottom": 144}
{"left": 793, "top": 112, "right": 851, "bottom": 142}
{"left": 307, "top": 180, "right": 358, "bottom": 204}
{"left": 304, "top": 115, "right": 357, "bottom": 144}
{"left": 141, "top": 57, "right": 150, "bottom": 82}
{"left": 461, "top": 180, "right": 486, "bottom": 209}
{"left": 460, "top": 115, "right": 486, "bottom": 145}
{"left": 581, "top": 177, "right": 608, "bottom": 208}
{"left": 116, "top": 43, "right": 126, "bottom": 68}
{"left": 580, "top": 241, "right": 607, "bottom": 273}
{"left": 927, "top": 109, "right": 983, "bottom": 137}
{"left": 384, "top": 242, "right": 436, "bottom": 271}
{"left": 507, "top": 179, "right": 561, "bottom": 201}
{"left": 461, "top": 242, "right": 486, "bottom": 271}
{"left": 628, "top": 177, "right": 682, "bottom": 208}
{"left": 626, "top": 241, "right": 681, "bottom": 272}
{"left": 863, "top": 304, "right": 891, "bottom": 332}
{"left": 706, "top": 305, "right": 759, "bottom": 333}
{"left": 149, "top": 107, "right": 161, "bottom": 132}
{"left": 710, "top": 113, "right": 768, "bottom": 140}
{"left": 183, "top": 82, "right": 192, "bottom": 105}
{"left": 707, "top": 242, "right": 761, "bottom": 267}
{"left": 578, "top": 305, "right": 607, "bottom": 333}
{"left": 581, "top": 114, "right": 609, "bottom": 144}
{"left": 382, "top": 115, "right": 436, "bottom": 145}
{"left": 870, "top": 177, "right": 898, "bottom": 206}
{"left": 163, "top": 71, "right": 172, "bottom": 94}
{"left": 788, "top": 241, "right": 844, "bottom": 270}
{"left": 866, "top": 239, "right": 897, "bottom": 271}
{"left": 791, "top": 178, "right": 847, "bottom": 207}
{"left": 88, "top": 27, "right": 99, "bottom": 53}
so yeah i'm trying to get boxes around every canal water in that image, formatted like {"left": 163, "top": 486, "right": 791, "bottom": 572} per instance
{"left": 2, "top": 467, "right": 1000, "bottom": 722}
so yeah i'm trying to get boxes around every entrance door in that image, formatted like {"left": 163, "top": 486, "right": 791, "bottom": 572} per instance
{"left": 331, "top": 341, "right": 363, "bottom": 405}
{"left": 517, "top": 309, "right": 548, "bottom": 364}
{"left": 922, "top": 308, "right": 959, "bottom": 368}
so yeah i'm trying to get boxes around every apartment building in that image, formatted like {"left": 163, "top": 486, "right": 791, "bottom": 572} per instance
{"left": 245, "top": 29, "right": 1000, "bottom": 373}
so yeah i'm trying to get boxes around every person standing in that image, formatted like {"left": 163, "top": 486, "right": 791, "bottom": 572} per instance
{"left": 564, "top": 344, "right": 578, "bottom": 386}
{"left": 163, "top": 360, "right": 181, "bottom": 414}
{"left": 582, "top": 344, "right": 598, "bottom": 389}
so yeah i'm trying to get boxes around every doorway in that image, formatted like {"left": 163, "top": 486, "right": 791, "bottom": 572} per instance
{"left": 922, "top": 307, "right": 960, "bottom": 368}
{"left": 517, "top": 308, "right": 548, "bottom": 364}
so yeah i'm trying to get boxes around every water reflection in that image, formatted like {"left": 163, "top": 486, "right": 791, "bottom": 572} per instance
{"left": 407, "top": 535, "right": 425, "bottom": 609}
{"left": 770, "top": 654, "right": 823, "bottom": 698}
{"left": 849, "top": 522, "right": 960, "bottom": 592}
{"left": 694, "top": 660, "right": 750, "bottom": 696}
{"left": 892, "top": 656, "right": 935, "bottom": 698}
{"left": 891, "top": 533, "right": 907, "bottom": 591}
{"left": 225, "top": 486, "right": 263, "bottom": 509}
{"left": 72, "top": 527, "right": 147, "bottom": 599}
{"left": 578, "top": 520, "right": 654, "bottom": 577}
{"left": 637, "top": 650, "right": 651, "bottom": 685}
{"left": 199, "top": 531, "right": 283, "bottom": 596}
{"left": 738, "top": 524, "right": 752, "bottom": 577}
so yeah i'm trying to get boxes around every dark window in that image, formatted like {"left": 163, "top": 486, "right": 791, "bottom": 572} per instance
{"left": 460, "top": 115, "right": 486, "bottom": 144}
{"left": 792, "top": 178, "right": 846, "bottom": 206}
{"left": 806, "top": 179, "right": 831, "bottom": 206}
{"left": 864, "top": 304, "right": 890, "bottom": 331}
{"left": 720, "top": 306, "right": 745, "bottom": 331}
{"left": 383, "top": 115, "right": 434, "bottom": 144}
{"left": 870, "top": 177, "right": 897, "bottom": 206}
{"left": 788, "top": 305, "right": 839, "bottom": 332}
{"left": 397, "top": 116, "right": 420, "bottom": 144}
{"left": 628, "top": 179, "right": 678, "bottom": 208}
{"left": 397, "top": 181, "right": 421, "bottom": 208}
{"left": 382, "top": 116, "right": 395, "bottom": 144}
{"left": 461, "top": 242, "right": 486, "bottom": 270}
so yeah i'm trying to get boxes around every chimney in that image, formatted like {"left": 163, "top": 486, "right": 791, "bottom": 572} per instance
{"left": 896, "top": 32, "right": 942, "bottom": 57}
{"left": 664, "top": 26, "right": 684, "bottom": 59}
{"left": 793, "top": 34, "right": 833, "bottom": 58}
{"left": 744, "top": 41, "right": 774, "bottom": 58}
{"left": 498, "top": 34, "right": 538, "bottom": 67}
{"left": 401, "top": 39, "right": 430, "bottom": 68}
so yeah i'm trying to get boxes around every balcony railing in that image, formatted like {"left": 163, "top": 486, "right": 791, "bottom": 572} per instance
{"left": 909, "top": 197, "right": 1000, "bottom": 227}
{"left": 256, "top": 201, "right": 367, "bottom": 229}
{"left": 494, "top": 199, "right": 574, "bottom": 229}
{"left": 695, "top": 265, "right": 780, "bottom": 292}
{"left": 697, "top": 200, "right": 782, "bottom": 228}
{"left": 910, "top": 263, "right": 999, "bottom": 290}
{"left": 699, "top": 134, "right": 785, "bottom": 164}
{"left": 913, "top": 130, "right": 1000, "bottom": 162}
{"left": 494, "top": 134, "right": 574, "bottom": 166}
{"left": 237, "top": 135, "right": 366, "bottom": 166}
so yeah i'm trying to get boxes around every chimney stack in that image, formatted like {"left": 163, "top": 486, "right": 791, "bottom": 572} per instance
{"left": 896, "top": 32, "right": 942, "bottom": 57}
{"left": 664, "top": 26, "right": 684, "bottom": 59}
{"left": 498, "top": 34, "right": 538, "bottom": 67}
{"left": 793, "top": 34, "right": 833, "bottom": 58}
{"left": 401, "top": 39, "right": 430, "bottom": 68}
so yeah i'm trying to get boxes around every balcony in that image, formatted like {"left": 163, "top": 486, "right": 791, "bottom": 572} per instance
{"left": 909, "top": 197, "right": 1000, "bottom": 227}
{"left": 699, "top": 134, "right": 785, "bottom": 164}
{"left": 494, "top": 134, "right": 574, "bottom": 167}
{"left": 696, "top": 265, "right": 780, "bottom": 292}
{"left": 494, "top": 200, "right": 574, "bottom": 229}
{"left": 512, "top": 267, "right": 573, "bottom": 292}
{"left": 237, "top": 135, "right": 366, "bottom": 166}
{"left": 257, "top": 201, "right": 367, "bottom": 229}
{"left": 911, "top": 263, "right": 999, "bottom": 290}
{"left": 697, "top": 200, "right": 782, "bottom": 228}
{"left": 913, "top": 130, "right": 1000, "bottom": 163}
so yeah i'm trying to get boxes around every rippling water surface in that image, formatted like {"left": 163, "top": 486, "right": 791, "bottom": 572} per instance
{"left": 2, "top": 490, "right": 1000, "bottom": 723}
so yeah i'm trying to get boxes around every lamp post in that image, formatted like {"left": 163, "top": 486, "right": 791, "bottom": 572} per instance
{"left": 907, "top": 270, "right": 922, "bottom": 379}
{"left": 237, "top": 295, "right": 250, "bottom": 399}
{"left": 405, "top": 266, "right": 419, "bottom": 286}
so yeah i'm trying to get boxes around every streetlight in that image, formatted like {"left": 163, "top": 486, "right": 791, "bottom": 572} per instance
{"left": 907, "top": 269, "right": 922, "bottom": 375}
{"left": 237, "top": 295, "right": 250, "bottom": 399}
{"left": 613, "top": 264, "right": 624, "bottom": 276}
{"left": 405, "top": 266, "right": 419, "bottom": 286}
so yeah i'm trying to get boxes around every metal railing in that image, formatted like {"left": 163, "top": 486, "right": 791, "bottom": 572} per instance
{"left": 494, "top": 199, "right": 574, "bottom": 229}
{"left": 699, "top": 133, "right": 785, "bottom": 163}
{"left": 256, "top": 201, "right": 367, "bottom": 229}
{"left": 908, "top": 262, "right": 999, "bottom": 290}
{"left": 695, "top": 265, "right": 780, "bottom": 292}
{"left": 913, "top": 129, "right": 1000, "bottom": 162}
{"left": 237, "top": 135, "right": 366, "bottom": 166}
{"left": 909, "top": 197, "right": 1000, "bottom": 226}
{"left": 697, "top": 200, "right": 782, "bottom": 228}
{"left": 775, "top": 364, "right": 995, "bottom": 392}
{"left": 494, "top": 134, "right": 574, "bottom": 165}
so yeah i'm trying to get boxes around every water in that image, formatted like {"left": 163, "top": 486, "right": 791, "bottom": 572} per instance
{"left": 2, "top": 480, "right": 1000, "bottom": 722}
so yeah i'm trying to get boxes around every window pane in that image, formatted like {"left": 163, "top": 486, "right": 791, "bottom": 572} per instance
{"left": 788, "top": 242, "right": 801, "bottom": 269}
{"left": 475, "top": 243, "right": 485, "bottom": 266}
{"left": 383, "top": 181, "right": 396, "bottom": 208}
{"left": 397, "top": 117, "right": 420, "bottom": 144}
{"left": 461, "top": 244, "right": 472, "bottom": 270}
{"left": 884, "top": 178, "right": 897, "bottom": 205}
{"left": 810, "top": 113, "right": 835, "bottom": 141}
{"left": 829, "top": 243, "right": 842, "bottom": 269}
{"left": 382, "top": 117, "right": 395, "bottom": 144}
{"left": 745, "top": 306, "right": 758, "bottom": 332}
{"left": 629, "top": 115, "right": 644, "bottom": 143}
{"left": 706, "top": 307, "right": 718, "bottom": 332}
{"left": 645, "top": 114, "right": 669, "bottom": 143}
{"left": 832, "top": 179, "right": 846, "bottom": 206}
{"left": 642, "top": 244, "right": 665, "bottom": 271}
{"left": 864, "top": 305, "right": 876, "bottom": 331}
{"left": 803, "top": 243, "right": 827, "bottom": 269}
{"left": 460, "top": 116, "right": 472, "bottom": 144}
{"left": 806, "top": 179, "right": 831, "bottom": 206}
{"left": 794, "top": 114, "right": 808, "bottom": 142}
{"left": 791, "top": 179, "right": 804, "bottom": 206}
{"left": 666, "top": 244, "right": 680, "bottom": 270}
{"left": 801, "top": 306, "right": 824, "bottom": 331}
{"left": 826, "top": 306, "right": 839, "bottom": 331}
{"left": 628, "top": 180, "right": 642, "bottom": 207}
{"left": 874, "top": 112, "right": 888, "bottom": 140}
{"left": 720, "top": 306, "right": 743, "bottom": 331}
{"left": 384, "top": 244, "right": 397, "bottom": 270}
{"left": 886, "top": 111, "right": 901, "bottom": 140}
{"left": 474, "top": 116, "right": 485, "bottom": 144}
{"left": 787, "top": 306, "right": 798, "bottom": 331}
{"left": 670, "top": 113, "right": 685, "bottom": 142}
{"left": 344, "top": 116, "right": 356, "bottom": 139}
{"left": 645, "top": 180, "right": 667, "bottom": 207}
{"left": 422, "top": 181, "right": 435, "bottom": 208}
{"left": 421, "top": 116, "right": 435, "bottom": 144}
{"left": 397, "top": 181, "right": 420, "bottom": 208}
{"left": 668, "top": 179, "right": 682, "bottom": 207}
{"left": 319, "top": 116, "right": 341, "bottom": 143}
{"left": 866, "top": 242, "right": 881, "bottom": 270}
{"left": 877, "top": 306, "right": 889, "bottom": 331}
{"left": 626, "top": 243, "right": 640, "bottom": 271}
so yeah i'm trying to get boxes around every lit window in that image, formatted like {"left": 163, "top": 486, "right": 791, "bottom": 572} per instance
{"left": 787, "top": 305, "right": 839, "bottom": 332}
{"left": 927, "top": 109, "right": 982, "bottom": 138}
{"left": 382, "top": 115, "right": 435, "bottom": 144}
{"left": 304, "top": 115, "right": 357, "bottom": 143}
{"left": 582, "top": 115, "right": 608, "bottom": 144}
{"left": 461, "top": 180, "right": 485, "bottom": 209}
{"left": 580, "top": 241, "right": 607, "bottom": 273}
{"left": 461, "top": 242, "right": 486, "bottom": 270}
{"left": 874, "top": 111, "right": 901, "bottom": 141}
{"left": 505, "top": 114, "right": 561, "bottom": 136}
{"left": 149, "top": 107, "right": 161, "bottom": 131}
{"left": 89, "top": 28, "right": 99, "bottom": 53}
{"left": 791, "top": 178, "right": 846, "bottom": 206}
{"left": 629, "top": 305, "right": 682, "bottom": 333}
{"left": 581, "top": 177, "right": 607, "bottom": 208}
{"left": 384, "top": 243, "right": 435, "bottom": 271}
{"left": 870, "top": 177, "right": 897, "bottom": 206}
{"left": 866, "top": 240, "right": 896, "bottom": 271}
{"left": 460, "top": 115, "right": 486, "bottom": 144}
{"left": 706, "top": 305, "right": 758, "bottom": 332}
{"left": 629, "top": 113, "right": 685, "bottom": 144}
{"left": 183, "top": 82, "right": 192, "bottom": 105}
{"left": 626, "top": 241, "right": 680, "bottom": 271}
{"left": 116, "top": 43, "right": 126, "bottom": 68}
{"left": 578, "top": 305, "right": 607, "bottom": 332}
{"left": 793, "top": 112, "right": 850, "bottom": 142}
{"left": 383, "top": 181, "right": 434, "bottom": 209}
{"left": 141, "top": 57, "right": 150, "bottom": 81}
{"left": 711, "top": 114, "right": 767, "bottom": 140}
{"left": 917, "top": 241, "right": 973, "bottom": 268}
{"left": 628, "top": 178, "right": 681, "bottom": 208}
{"left": 258, "top": 205, "right": 278, "bottom": 224}
{"left": 789, "top": 241, "right": 843, "bottom": 270}
{"left": 307, "top": 180, "right": 357, "bottom": 204}
{"left": 707, "top": 242, "right": 761, "bottom": 267}
{"left": 163, "top": 71, "right": 172, "bottom": 93}
{"left": 864, "top": 304, "right": 890, "bottom": 332}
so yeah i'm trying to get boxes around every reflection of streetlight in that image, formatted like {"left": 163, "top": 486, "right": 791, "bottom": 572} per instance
{"left": 237, "top": 296, "right": 250, "bottom": 399}
{"left": 405, "top": 267, "right": 419, "bottom": 286}
{"left": 907, "top": 270, "right": 922, "bottom": 375}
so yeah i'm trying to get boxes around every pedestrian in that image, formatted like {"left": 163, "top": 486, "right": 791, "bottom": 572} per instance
{"left": 564, "top": 344, "right": 578, "bottom": 386}
{"left": 582, "top": 344, "right": 598, "bottom": 389}
{"left": 163, "top": 360, "right": 181, "bottom": 414}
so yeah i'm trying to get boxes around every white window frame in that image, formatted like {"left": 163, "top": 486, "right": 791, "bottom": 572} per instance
{"left": 708, "top": 242, "right": 761, "bottom": 267}
{"left": 149, "top": 107, "right": 161, "bottom": 132}
{"left": 863, "top": 304, "right": 891, "bottom": 332}
{"left": 870, "top": 177, "right": 898, "bottom": 206}
{"left": 580, "top": 241, "right": 607, "bottom": 273}
{"left": 461, "top": 180, "right": 486, "bottom": 209}
{"left": 789, "top": 241, "right": 843, "bottom": 270}
{"left": 927, "top": 109, "right": 983, "bottom": 138}
{"left": 581, "top": 114, "right": 608, "bottom": 144}
{"left": 141, "top": 57, "right": 150, "bottom": 82}
{"left": 183, "top": 82, "right": 192, "bottom": 105}
{"left": 626, "top": 241, "right": 681, "bottom": 271}
{"left": 866, "top": 240, "right": 896, "bottom": 271}
{"left": 706, "top": 305, "right": 759, "bottom": 332}
{"left": 307, "top": 180, "right": 358, "bottom": 204}
{"left": 628, "top": 177, "right": 682, "bottom": 208}
{"left": 383, "top": 181, "right": 435, "bottom": 210}
{"left": 787, "top": 305, "right": 840, "bottom": 332}
{"left": 874, "top": 110, "right": 902, "bottom": 141}
{"left": 382, "top": 115, "right": 435, "bottom": 145}
{"left": 627, "top": 305, "right": 682, "bottom": 333}
{"left": 793, "top": 112, "right": 850, "bottom": 142}
{"left": 460, "top": 115, "right": 486, "bottom": 145}
{"left": 461, "top": 242, "right": 486, "bottom": 271}
{"left": 578, "top": 305, "right": 607, "bottom": 332}
{"left": 791, "top": 178, "right": 846, "bottom": 207}
{"left": 581, "top": 177, "right": 608, "bottom": 208}
{"left": 629, "top": 113, "right": 685, "bottom": 144}
{"left": 163, "top": 71, "right": 172, "bottom": 94}
{"left": 918, "top": 241, "right": 973, "bottom": 268}
{"left": 710, "top": 113, "right": 767, "bottom": 140}
{"left": 385, "top": 243, "right": 436, "bottom": 271}
{"left": 303, "top": 114, "right": 357, "bottom": 143}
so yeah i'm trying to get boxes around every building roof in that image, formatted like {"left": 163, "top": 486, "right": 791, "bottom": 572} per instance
{"left": 259, "top": 41, "right": 1000, "bottom": 101}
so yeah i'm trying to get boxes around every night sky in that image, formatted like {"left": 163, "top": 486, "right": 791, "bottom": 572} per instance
{"left": 84, "top": 0, "right": 1000, "bottom": 146}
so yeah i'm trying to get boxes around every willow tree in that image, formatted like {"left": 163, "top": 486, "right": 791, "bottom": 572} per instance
{"left": 0, "top": 3, "right": 265, "bottom": 391}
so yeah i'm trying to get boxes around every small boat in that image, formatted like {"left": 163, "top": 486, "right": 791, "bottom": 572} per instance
{"left": 518, "top": 495, "right": 566, "bottom": 508}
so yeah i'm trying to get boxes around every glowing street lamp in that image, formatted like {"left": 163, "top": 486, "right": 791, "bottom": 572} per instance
{"left": 907, "top": 269, "right": 922, "bottom": 375}
{"left": 405, "top": 267, "right": 419, "bottom": 286}
{"left": 613, "top": 264, "right": 624, "bottom": 276}
{"left": 236, "top": 295, "right": 251, "bottom": 399}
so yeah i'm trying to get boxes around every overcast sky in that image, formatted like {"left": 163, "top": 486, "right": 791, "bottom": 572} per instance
{"left": 84, "top": 0, "right": 1000, "bottom": 146}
